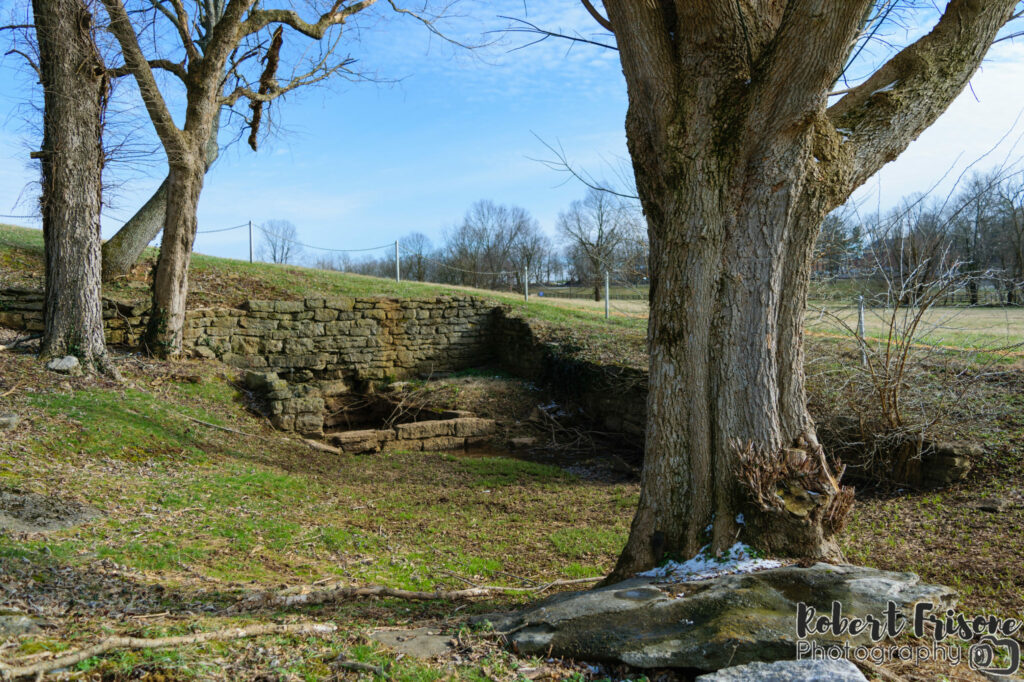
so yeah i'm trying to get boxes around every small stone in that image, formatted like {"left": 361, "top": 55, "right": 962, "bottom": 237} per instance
{"left": 509, "top": 437, "right": 536, "bottom": 449}
{"left": 973, "top": 497, "right": 1011, "bottom": 513}
{"left": 0, "top": 415, "right": 18, "bottom": 431}
{"left": 697, "top": 659, "right": 868, "bottom": 681}
{"left": 45, "top": 355, "right": 80, "bottom": 375}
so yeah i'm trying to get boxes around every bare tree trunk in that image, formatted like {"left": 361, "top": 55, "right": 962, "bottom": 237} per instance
{"left": 100, "top": 116, "right": 220, "bottom": 281}
{"left": 142, "top": 157, "right": 204, "bottom": 357}
{"left": 33, "top": 0, "right": 116, "bottom": 376}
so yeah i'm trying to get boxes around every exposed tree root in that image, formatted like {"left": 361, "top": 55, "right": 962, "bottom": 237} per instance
{"left": 230, "top": 578, "right": 602, "bottom": 612}
{"left": 0, "top": 622, "right": 336, "bottom": 680}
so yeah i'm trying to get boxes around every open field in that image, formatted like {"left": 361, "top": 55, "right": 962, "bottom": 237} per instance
{"left": 806, "top": 303, "right": 1024, "bottom": 353}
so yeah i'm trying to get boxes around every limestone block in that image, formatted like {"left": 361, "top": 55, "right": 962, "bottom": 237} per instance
{"left": 384, "top": 439, "right": 424, "bottom": 452}
{"left": 274, "top": 300, "right": 305, "bottom": 313}
{"left": 418, "top": 437, "right": 466, "bottom": 453}
{"left": 326, "top": 297, "right": 355, "bottom": 311}
{"left": 395, "top": 420, "right": 455, "bottom": 440}
{"left": 295, "top": 412, "right": 324, "bottom": 435}
{"left": 270, "top": 414, "right": 295, "bottom": 431}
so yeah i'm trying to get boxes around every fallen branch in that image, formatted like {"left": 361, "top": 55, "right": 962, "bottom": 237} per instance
{"left": 181, "top": 414, "right": 269, "bottom": 440}
{"left": 230, "top": 577, "right": 602, "bottom": 612}
{"left": 0, "top": 622, "right": 336, "bottom": 680}
{"left": 304, "top": 438, "right": 343, "bottom": 455}
{"left": 334, "top": 658, "right": 387, "bottom": 677}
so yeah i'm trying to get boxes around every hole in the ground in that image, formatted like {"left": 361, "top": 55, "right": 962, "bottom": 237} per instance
{"left": 317, "top": 373, "right": 642, "bottom": 482}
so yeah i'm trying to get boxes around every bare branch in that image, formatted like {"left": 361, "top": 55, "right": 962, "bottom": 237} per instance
{"left": 108, "top": 58, "right": 187, "bottom": 82}
{"left": 4, "top": 48, "right": 40, "bottom": 78}
{"left": 828, "top": 0, "right": 1019, "bottom": 192}
{"left": 498, "top": 16, "right": 617, "bottom": 52}
{"left": 385, "top": 0, "right": 476, "bottom": 49}
{"left": 240, "top": 0, "right": 377, "bottom": 39}
{"left": 100, "top": 0, "right": 185, "bottom": 159}
{"left": 165, "top": 0, "right": 202, "bottom": 63}
{"left": 529, "top": 133, "right": 638, "bottom": 200}
{"left": 220, "top": 56, "right": 356, "bottom": 106}
{"left": 580, "top": 0, "right": 613, "bottom": 33}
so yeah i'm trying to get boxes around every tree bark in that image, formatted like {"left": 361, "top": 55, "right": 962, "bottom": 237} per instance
{"left": 100, "top": 116, "right": 221, "bottom": 282}
{"left": 33, "top": 0, "right": 116, "bottom": 376}
{"left": 142, "top": 155, "right": 205, "bottom": 356}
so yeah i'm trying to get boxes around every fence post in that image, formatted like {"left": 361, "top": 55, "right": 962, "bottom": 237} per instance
{"left": 395, "top": 240, "right": 400, "bottom": 282}
{"left": 605, "top": 271, "right": 610, "bottom": 320}
{"left": 858, "top": 295, "right": 867, "bottom": 367}
{"left": 524, "top": 266, "right": 529, "bottom": 303}
{"left": 248, "top": 221, "right": 254, "bottom": 263}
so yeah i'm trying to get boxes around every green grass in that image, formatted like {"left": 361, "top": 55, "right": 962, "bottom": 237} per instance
{"left": 0, "top": 348, "right": 635, "bottom": 678}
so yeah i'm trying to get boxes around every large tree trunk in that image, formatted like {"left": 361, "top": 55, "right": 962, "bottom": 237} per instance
{"left": 100, "top": 116, "right": 220, "bottom": 282}
{"left": 597, "top": 0, "right": 1013, "bottom": 582}
{"left": 609, "top": 140, "right": 846, "bottom": 579}
{"left": 142, "top": 157, "right": 204, "bottom": 357}
{"left": 33, "top": 0, "right": 116, "bottom": 376}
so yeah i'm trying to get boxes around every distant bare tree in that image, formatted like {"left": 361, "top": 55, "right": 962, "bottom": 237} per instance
{"left": 258, "top": 219, "right": 302, "bottom": 264}
{"left": 996, "top": 175, "right": 1024, "bottom": 303}
{"left": 400, "top": 232, "right": 432, "bottom": 281}
{"left": 557, "top": 188, "right": 627, "bottom": 301}
{"left": 442, "top": 201, "right": 533, "bottom": 289}
{"left": 509, "top": 220, "right": 550, "bottom": 290}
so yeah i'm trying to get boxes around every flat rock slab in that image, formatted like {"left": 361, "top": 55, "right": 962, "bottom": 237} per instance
{"left": 370, "top": 627, "right": 453, "bottom": 659}
{"left": 0, "top": 613, "right": 43, "bottom": 636}
{"left": 475, "top": 563, "right": 954, "bottom": 672}
{"left": 0, "top": 487, "right": 101, "bottom": 533}
{"left": 697, "top": 659, "right": 867, "bottom": 681}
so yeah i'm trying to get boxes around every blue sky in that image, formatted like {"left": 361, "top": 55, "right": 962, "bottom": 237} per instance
{"left": 1, "top": 1, "right": 1023, "bottom": 264}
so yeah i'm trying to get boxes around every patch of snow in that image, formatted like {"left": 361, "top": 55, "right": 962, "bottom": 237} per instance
{"left": 637, "top": 543, "right": 782, "bottom": 583}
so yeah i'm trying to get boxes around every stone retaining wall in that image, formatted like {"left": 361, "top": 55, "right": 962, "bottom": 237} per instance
{"left": 1, "top": 287, "right": 496, "bottom": 436}
{"left": 491, "top": 314, "right": 648, "bottom": 440}
{"left": 0, "top": 287, "right": 149, "bottom": 345}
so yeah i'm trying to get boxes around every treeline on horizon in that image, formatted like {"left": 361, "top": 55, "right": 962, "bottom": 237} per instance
{"left": 260, "top": 167, "right": 1024, "bottom": 304}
